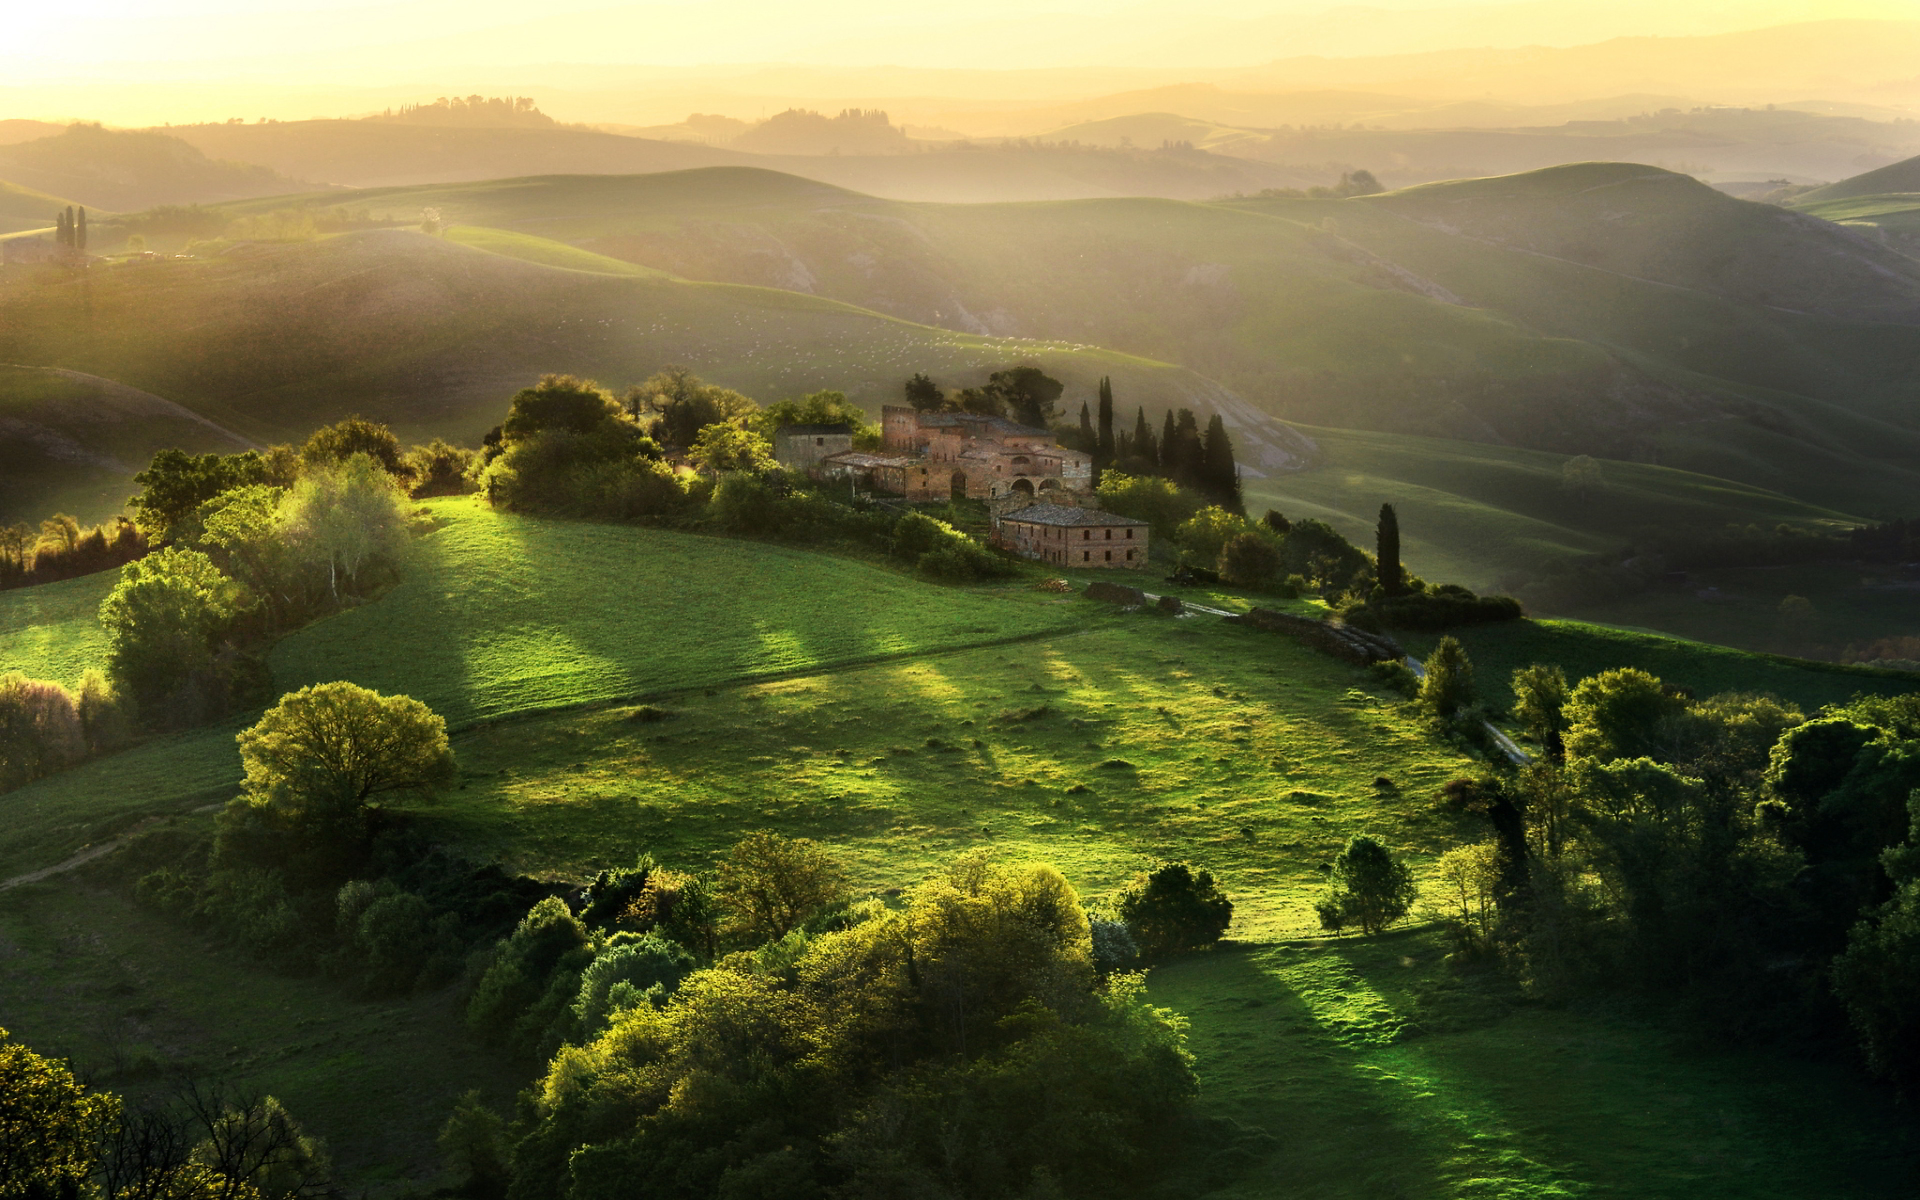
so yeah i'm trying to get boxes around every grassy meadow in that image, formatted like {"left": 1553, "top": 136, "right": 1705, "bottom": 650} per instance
{"left": 4, "top": 500, "right": 1920, "bottom": 1194}
{"left": 0, "top": 566, "right": 115, "bottom": 686}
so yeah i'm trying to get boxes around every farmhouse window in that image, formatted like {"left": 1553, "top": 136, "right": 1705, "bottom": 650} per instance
{"left": 1105, "top": 550, "right": 1112, "bottom": 561}
{"left": 1083, "top": 530, "right": 1090, "bottom": 540}
{"left": 1126, "top": 549, "right": 1134, "bottom": 560}
{"left": 815, "top": 437, "right": 824, "bottom": 446}
{"left": 1105, "top": 529, "right": 1112, "bottom": 539}
{"left": 1126, "top": 529, "right": 1134, "bottom": 539}
{"left": 1083, "top": 551, "right": 1090, "bottom": 562}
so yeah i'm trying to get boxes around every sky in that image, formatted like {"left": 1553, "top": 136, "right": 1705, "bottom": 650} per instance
{"left": 3, "top": 0, "right": 1917, "bottom": 126}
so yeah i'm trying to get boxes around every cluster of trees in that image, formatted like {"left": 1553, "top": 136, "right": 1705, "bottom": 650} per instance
{"left": 444, "top": 841, "right": 1223, "bottom": 1200}
{"left": 903, "top": 367, "right": 1066, "bottom": 430}
{"left": 1413, "top": 640, "right": 1920, "bottom": 1084}
{"left": 1248, "top": 169, "right": 1385, "bottom": 200}
{"left": 53, "top": 203, "right": 88, "bottom": 254}
{"left": 368, "top": 95, "right": 556, "bottom": 127}
{"left": 0, "top": 514, "right": 146, "bottom": 590}
{"left": 0, "top": 669, "right": 128, "bottom": 793}
{"left": 2, "top": 1029, "right": 331, "bottom": 1200}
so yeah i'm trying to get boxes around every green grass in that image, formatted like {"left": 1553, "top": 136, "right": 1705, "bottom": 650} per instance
{"left": 0, "top": 568, "right": 115, "bottom": 686}
{"left": 1401, "top": 619, "right": 1917, "bottom": 717}
{"left": 270, "top": 498, "right": 1088, "bottom": 727}
{"left": 0, "top": 879, "right": 524, "bottom": 1190}
{"left": 1150, "top": 934, "right": 1920, "bottom": 1198}
{"left": 443, "top": 225, "right": 662, "bottom": 276}
{"left": 6, "top": 509, "right": 1920, "bottom": 1195}
{"left": 1242, "top": 426, "right": 1858, "bottom": 592}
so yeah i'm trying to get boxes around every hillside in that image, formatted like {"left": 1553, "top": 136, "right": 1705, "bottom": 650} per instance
{"left": 0, "top": 223, "right": 1286, "bottom": 459}
{"left": 0, "top": 124, "right": 308, "bottom": 210}
{"left": 200, "top": 165, "right": 1920, "bottom": 518}
{"left": 161, "top": 119, "right": 1332, "bottom": 202}
{"left": 0, "top": 179, "right": 90, "bottom": 236}
{"left": 0, "top": 365, "right": 254, "bottom": 524}
{"left": 3, "top": 501, "right": 1917, "bottom": 1195}
{"left": 1794, "top": 149, "right": 1920, "bottom": 204}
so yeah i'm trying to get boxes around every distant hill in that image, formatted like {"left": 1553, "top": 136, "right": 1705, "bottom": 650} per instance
{"left": 0, "top": 179, "right": 91, "bottom": 236}
{"left": 1795, "top": 151, "right": 1920, "bottom": 204}
{"left": 0, "top": 120, "right": 66, "bottom": 147}
{"left": 0, "top": 225, "right": 1296, "bottom": 475}
{"left": 733, "top": 109, "right": 912, "bottom": 156}
{"left": 162, "top": 119, "right": 1332, "bottom": 201}
{"left": 205, "top": 163, "right": 1920, "bottom": 517}
{"left": 0, "top": 365, "right": 254, "bottom": 524}
{"left": 0, "top": 125, "right": 307, "bottom": 211}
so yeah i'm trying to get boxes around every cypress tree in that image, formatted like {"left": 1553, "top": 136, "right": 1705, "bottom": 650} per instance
{"left": 1096, "top": 377, "right": 1115, "bottom": 466}
{"left": 1172, "top": 408, "right": 1202, "bottom": 485}
{"left": 1078, "top": 401, "right": 1094, "bottom": 451}
{"left": 1133, "top": 407, "right": 1156, "bottom": 466}
{"left": 1202, "top": 413, "right": 1240, "bottom": 511}
{"left": 55, "top": 209, "right": 68, "bottom": 247}
{"left": 1377, "top": 503, "right": 1404, "bottom": 595}
{"left": 1160, "top": 410, "right": 1177, "bottom": 473}
{"left": 75, "top": 207, "right": 86, "bottom": 252}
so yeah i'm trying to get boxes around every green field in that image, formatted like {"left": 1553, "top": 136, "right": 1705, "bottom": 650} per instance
{"left": 0, "top": 567, "right": 115, "bottom": 686}
{"left": 5, "top": 476, "right": 1919, "bottom": 1196}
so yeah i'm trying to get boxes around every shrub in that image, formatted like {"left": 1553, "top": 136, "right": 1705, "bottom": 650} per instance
{"left": 1362, "top": 588, "right": 1523, "bottom": 630}
{"left": 1368, "top": 658, "right": 1420, "bottom": 699}
{"left": 1316, "top": 835, "right": 1417, "bottom": 935}
{"left": 1117, "top": 863, "right": 1234, "bottom": 957}
{"left": 0, "top": 673, "right": 84, "bottom": 791}
{"left": 1218, "top": 530, "right": 1283, "bottom": 589}
{"left": 572, "top": 934, "right": 695, "bottom": 1036}
{"left": 301, "top": 416, "right": 406, "bottom": 477}
{"left": 404, "top": 439, "right": 479, "bottom": 498}
{"left": 467, "top": 897, "right": 593, "bottom": 1049}
{"left": 1419, "top": 636, "right": 1475, "bottom": 721}
{"left": 98, "top": 546, "right": 242, "bottom": 721}
{"left": 892, "top": 511, "right": 1012, "bottom": 581}
{"left": 1089, "top": 916, "right": 1140, "bottom": 974}
{"left": 1095, "top": 471, "right": 1203, "bottom": 536}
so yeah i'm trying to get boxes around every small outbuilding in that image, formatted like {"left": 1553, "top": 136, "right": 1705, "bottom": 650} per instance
{"left": 774, "top": 424, "right": 853, "bottom": 471}
{"left": 994, "top": 503, "right": 1149, "bottom": 569}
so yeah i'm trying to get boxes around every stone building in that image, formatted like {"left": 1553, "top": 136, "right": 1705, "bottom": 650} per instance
{"left": 817, "top": 451, "right": 941, "bottom": 500}
{"left": 879, "top": 405, "right": 1092, "bottom": 501}
{"left": 994, "top": 503, "right": 1149, "bottom": 569}
{"left": 773, "top": 423, "right": 853, "bottom": 471}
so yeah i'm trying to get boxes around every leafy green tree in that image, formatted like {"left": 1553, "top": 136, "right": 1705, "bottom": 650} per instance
{"left": 573, "top": 934, "right": 695, "bottom": 1036}
{"left": 401, "top": 440, "right": 479, "bottom": 498}
{"left": 467, "top": 897, "right": 593, "bottom": 1050}
{"left": 299, "top": 416, "right": 405, "bottom": 476}
{"left": 1095, "top": 471, "right": 1202, "bottom": 537}
{"left": 280, "top": 454, "right": 411, "bottom": 601}
{"left": 1563, "top": 668, "right": 1686, "bottom": 763}
{"left": 195, "top": 484, "right": 296, "bottom": 624}
{"left": 686, "top": 423, "right": 775, "bottom": 474}
{"left": 1419, "top": 636, "right": 1474, "bottom": 720}
{"left": 1218, "top": 530, "right": 1282, "bottom": 589}
{"left": 1512, "top": 663, "right": 1571, "bottom": 762}
{"left": 1316, "top": 835, "right": 1417, "bottom": 935}
{"left": 235, "top": 681, "right": 454, "bottom": 821}
{"left": 438, "top": 1091, "right": 508, "bottom": 1200}
{"left": 752, "top": 390, "right": 877, "bottom": 444}
{"left": 1174, "top": 505, "right": 1250, "bottom": 569}
{"left": 1118, "top": 862, "right": 1234, "bottom": 956}
{"left": 715, "top": 831, "right": 849, "bottom": 944}
{"left": 1376, "top": 503, "right": 1404, "bottom": 596}
{"left": 985, "top": 366, "right": 1064, "bottom": 428}
{"left": 0, "top": 673, "right": 84, "bottom": 792}
{"left": 129, "top": 448, "right": 270, "bottom": 542}
{"left": 625, "top": 368, "right": 756, "bottom": 449}
{"left": 0, "top": 1027, "right": 119, "bottom": 1196}
{"left": 99, "top": 547, "right": 241, "bottom": 715}
{"left": 903, "top": 372, "right": 945, "bottom": 411}
{"left": 506, "top": 375, "right": 629, "bottom": 441}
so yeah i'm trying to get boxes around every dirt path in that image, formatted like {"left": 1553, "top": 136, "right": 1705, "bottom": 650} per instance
{"left": 1, "top": 804, "right": 224, "bottom": 892}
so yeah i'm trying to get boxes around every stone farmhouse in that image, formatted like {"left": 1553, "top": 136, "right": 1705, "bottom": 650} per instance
{"left": 776, "top": 406, "right": 1094, "bottom": 503}
{"left": 772, "top": 423, "right": 852, "bottom": 470}
{"left": 994, "top": 503, "right": 1149, "bottom": 569}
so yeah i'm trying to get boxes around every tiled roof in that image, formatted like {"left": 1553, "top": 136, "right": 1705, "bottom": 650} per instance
{"left": 1000, "top": 503, "right": 1147, "bottom": 527}
{"left": 776, "top": 423, "right": 853, "bottom": 436}
{"left": 823, "top": 451, "right": 912, "bottom": 468}
{"left": 916, "top": 412, "right": 1049, "bottom": 437}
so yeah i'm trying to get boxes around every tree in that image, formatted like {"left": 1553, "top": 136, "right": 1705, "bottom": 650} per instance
{"left": 1316, "top": 835, "right": 1417, "bottom": 935}
{"left": 714, "top": 831, "right": 849, "bottom": 943}
{"left": 235, "top": 681, "right": 454, "bottom": 820}
{"left": 1219, "top": 530, "right": 1282, "bottom": 589}
{"left": 1118, "top": 862, "right": 1234, "bottom": 956}
{"left": 1096, "top": 377, "right": 1116, "bottom": 468}
{"left": 0, "top": 673, "right": 85, "bottom": 791}
{"left": 1563, "top": 668, "right": 1686, "bottom": 763}
{"left": 686, "top": 423, "right": 775, "bottom": 474}
{"left": 1077, "top": 401, "right": 1095, "bottom": 450}
{"left": 1512, "top": 663, "right": 1570, "bottom": 762}
{"left": 0, "top": 1026, "right": 120, "bottom": 1197}
{"left": 1132, "top": 406, "right": 1157, "bottom": 466}
{"left": 1160, "top": 410, "right": 1178, "bottom": 472}
{"left": 1376, "top": 503, "right": 1404, "bottom": 596}
{"left": 1560, "top": 455, "right": 1602, "bottom": 498}
{"left": 300, "top": 417, "right": 405, "bottom": 476}
{"left": 129, "top": 448, "right": 271, "bottom": 542}
{"left": 506, "top": 375, "right": 629, "bottom": 442}
{"left": 402, "top": 440, "right": 478, "bottom": 498}
{"left": 752, "top": 390, "right": 876, "bottom": 443}
{"left": 1427, "top": 841, "right": 1501, "bottom": 954}
{"left": 99, "top": 547, "right": 241, "bottom": 714}
{"left": 76, "top": 206, "right": 87, "bottom": 252}
{"left": 904, "top": 372, "right": 945, "bottom": 411}
{"left": 279, "top": 454, "right": 411, "bottom": 600}
{"left": 438, "top": 1091, "right": 508, "bottom": 1200}
{"left": 1419, "top": 636, "right": 1475, "bottom": 720}
{"left": 985, "top": 366, "right": 1063, "bottom": 428}
{"left": 625, "top": 368, "right": 756, "bottom": 449}
{"left": 1201, "top": 413, "right": 1240, "bottom": 510}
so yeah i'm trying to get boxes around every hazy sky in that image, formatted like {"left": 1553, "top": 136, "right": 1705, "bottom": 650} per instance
{"left": 9, "top": 0, "right": 1914, "bottom": 76}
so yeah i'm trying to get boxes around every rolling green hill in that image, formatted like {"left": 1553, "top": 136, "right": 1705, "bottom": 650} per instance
{"left": 1795, "top": 150, "right": 1920, "bottom": 204}
{"left": 0, "top": 179, "right": 90, "bottom": 236}
{"left": 0, "top": 364, "right": 255, "bottom": 524}
{"left": 193, "top": 164, "right": 1920, "bottom": 518}
{"left": 0, "top": 124, "right": 307, "bottom": 211}
{"left": 2, "top": 503, "right": 1915, "bottom": 1196}
{"left": 0, "top": 222, "right": 1257, "bottom": 459}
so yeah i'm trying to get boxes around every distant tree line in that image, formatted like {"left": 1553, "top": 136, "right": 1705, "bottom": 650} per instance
{"left": 366, "top": 95, "right": 556, "bottom": 127}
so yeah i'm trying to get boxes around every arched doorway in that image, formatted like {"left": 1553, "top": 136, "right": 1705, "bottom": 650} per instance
{"left": 1011, "top": 478, "right": 1035, "bottom": 497}
{"left": 1038, "top": 478, "right": 1061, "bottom": 493}
{"left": 950, "top": 470, "right": 968, "bottom": 500}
